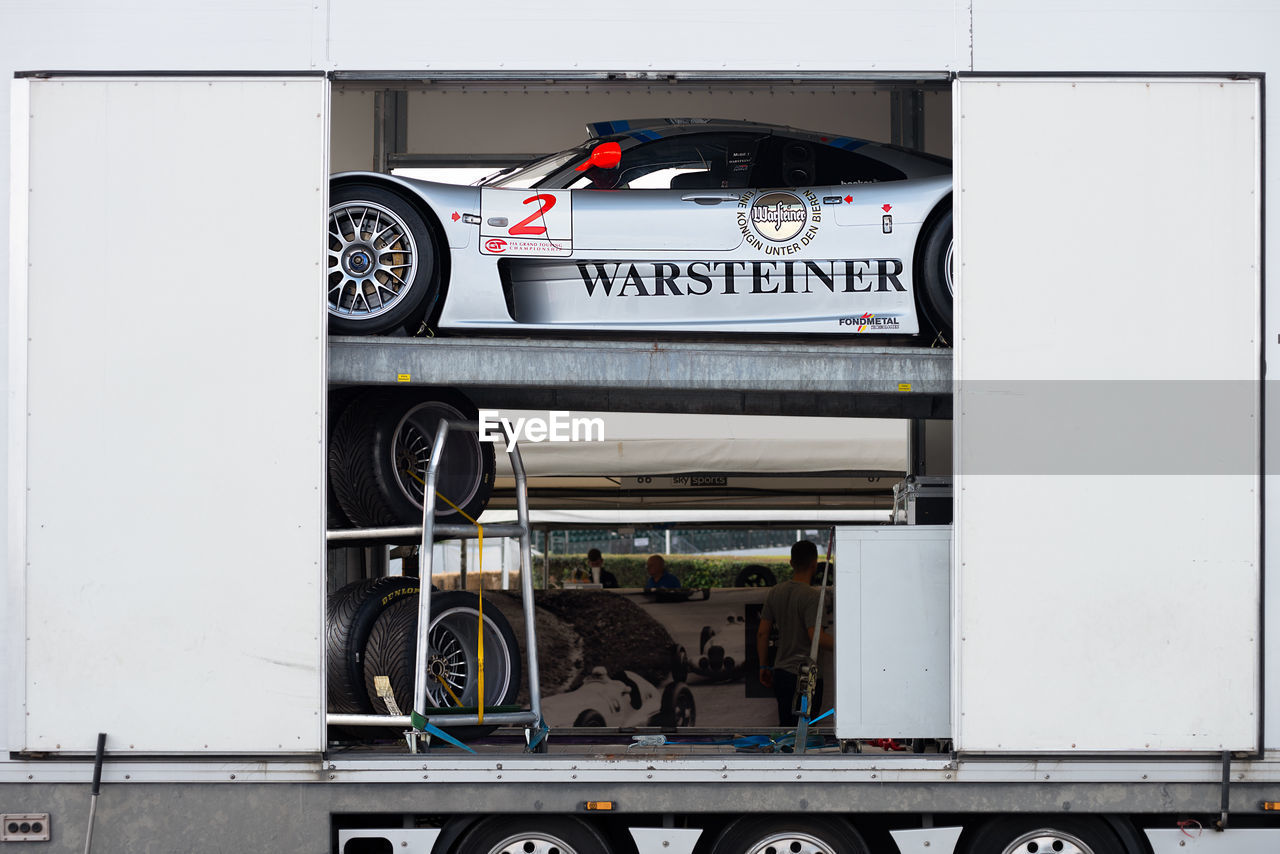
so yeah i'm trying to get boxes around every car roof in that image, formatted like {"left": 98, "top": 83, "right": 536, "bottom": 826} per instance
{"left": 587, "top": 117, "right": 862, "bottom": 145}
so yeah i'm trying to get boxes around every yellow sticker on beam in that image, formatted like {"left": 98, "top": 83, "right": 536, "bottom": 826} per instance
{"left": 898, "top": 382, "right": 912, "bottom": 392}
{"left": 397, "top": 373, "right": 411, "bottom": 383}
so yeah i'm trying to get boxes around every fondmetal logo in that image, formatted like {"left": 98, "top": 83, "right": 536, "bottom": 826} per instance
{"left": 839, "top": 312, "right": 900, "bottom": 332}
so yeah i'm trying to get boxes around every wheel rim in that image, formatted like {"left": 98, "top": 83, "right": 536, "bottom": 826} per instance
{"left": 391, "top": 401, "right": 484, "bottom": 517}
{"left": 1000, "top": 829, "right": 1095, "bottom": 854}
{"left": 739, "top": 831, "right": 836, "bottom": 854}
{"left": 477, "top": 831, "right": 581, "bottom": 854}
{"left": 424, "top": 606, "right": 515, "bottom": 708}
{"left": 944, "top": 237, "right": 955, "bottom": 298}
{"left": 328, "top": 199, "right": 418, "bottom": 319}
{"left": 672, "top": 690, "right": 695, "bottom": 726}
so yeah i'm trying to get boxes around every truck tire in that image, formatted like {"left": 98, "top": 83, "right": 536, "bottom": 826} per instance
{"left": 328, "top": 182, "right": 441, "bottom": 336}
{"left": 710, "top": 816, "right": 869, "bottom": 854}
{"left": 329, "top": 388, "right": 495, "bottom": 529}
{"left": 362, "top": 591, "right": 522, "bottom": 739}
{"left": 961, "top": 816, "right": 1125, "bottom": 854}
{"left": 326, "top": 576, "right": 422, "bottom": 716}
{"left": 456, "top": 816, "right": 611, "bottom": 854}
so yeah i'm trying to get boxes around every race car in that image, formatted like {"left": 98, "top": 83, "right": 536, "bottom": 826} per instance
{"left": 328, "top": 118, "right": 954, "bottom": 340}
{"left": 541, "top": 666, "right": 696, "bottom": 729}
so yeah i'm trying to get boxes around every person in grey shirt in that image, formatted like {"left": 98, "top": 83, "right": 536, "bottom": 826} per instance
{"left": 756, "top": 540, "right": 834, "bottom": 726}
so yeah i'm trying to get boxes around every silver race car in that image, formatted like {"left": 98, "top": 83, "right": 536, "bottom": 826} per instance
{"left": 328, "top": 118, "right": 953, "bottom": 339}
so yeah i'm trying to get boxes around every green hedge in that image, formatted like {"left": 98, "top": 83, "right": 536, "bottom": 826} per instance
{"left": 551, "top": 553, "right": 794, "bottom": 588}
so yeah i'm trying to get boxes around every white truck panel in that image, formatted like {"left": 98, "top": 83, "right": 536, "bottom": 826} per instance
{"left": 954, "top": 78, "right": 1261, "bottom": 752}
{"left": 835, "top": 526, "right": 951, "bottom": 740}
{"left": 13, "top": 77, "right": 328, "bottom": 754}
{"left": 325, "top": 0, "right": 967, "bottom": 72}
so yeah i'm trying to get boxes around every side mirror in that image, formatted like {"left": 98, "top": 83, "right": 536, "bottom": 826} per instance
{"left": 575, "top": 141, "right": 622, "bottom": 171}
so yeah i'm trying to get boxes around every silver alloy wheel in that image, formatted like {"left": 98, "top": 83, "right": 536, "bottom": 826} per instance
{"left": 424, "top": 606, "right": 516, "bottom": 708}
{"left": 1001, "top": 828, "right": 1095, "bottom": 854}
{"left": 328, "top": 199, "right": 418, "bottom": 319}
{"left": 944, "top": 237, "right": 955, "bottom": 298}
{"left": 740, "top": 831, "right": 835, "bottom": 854}
{"left": 477, "top": 831, "right": 580, "bottom": 854}
{"left": 391, "top": 402, "right": 482, "bottom": 515}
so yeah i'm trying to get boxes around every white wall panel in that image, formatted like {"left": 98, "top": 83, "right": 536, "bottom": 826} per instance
{"left": 969, "top": 0, "right": 1280, "bottom": 756}
{"left": 326, "top": 0, "right": 967, "bottom": 72}
{"left": 954, "top": 78, "right": 1260, "bottom": 752}
{"left": 14, "top": 77, "right": 328, "bottom": 753}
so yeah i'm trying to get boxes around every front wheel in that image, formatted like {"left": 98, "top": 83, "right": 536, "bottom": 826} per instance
{"left": 710, "top": 816, "right": 869, "bottom": 854}
{"left": 328, "top": 183, "right": 440, "bottom": 335}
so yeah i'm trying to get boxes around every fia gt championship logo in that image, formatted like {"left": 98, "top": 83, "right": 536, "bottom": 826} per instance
{"left": 739, "top": 190, "right": 822, "bottom": 254}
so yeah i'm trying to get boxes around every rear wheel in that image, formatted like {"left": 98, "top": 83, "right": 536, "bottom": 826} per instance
{"left": 710, "top": 816, "right": 869, "bottom": 854}
{"left": 915, "top": 201, "right": 953, "bottom": 342}
{"left": 658, "top": 682, "right": 695, "bottom": 727}
{"left": 961, "top": 816, "right": 1126, "bottom": 854}
{"left": 735, "top": 565, "right": 776, "bottom": 587}
{"left": 456, "top": 817, "right": 611, "bottom": 854}
{"left": 328, "top": 183, "right": 441, "bottom": 335}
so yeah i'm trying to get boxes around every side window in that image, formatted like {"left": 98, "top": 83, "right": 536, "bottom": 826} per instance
{"left": 571, "top": 133, "right": 765, "bottom": 190}
{"left": 752, "top": 136, "right": 908, "bottom": 188}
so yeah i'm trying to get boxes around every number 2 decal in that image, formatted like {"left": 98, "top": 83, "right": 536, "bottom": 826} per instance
{"left": 509, "top": 194, "right": 557, "bottom": 236}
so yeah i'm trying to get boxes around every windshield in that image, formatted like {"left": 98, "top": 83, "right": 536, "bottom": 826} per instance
{"left": 480, "top": 147, "right": 589, "bottom": 189}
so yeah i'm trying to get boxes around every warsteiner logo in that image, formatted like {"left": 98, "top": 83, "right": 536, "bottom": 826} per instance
{"left": 750, "top": 192, "right": 807, "bottom": 242}
{"left": 739, "top": 189, "right": 822, "bottom": 255}
{"left": 840, "top": 313, "right": 900, "bottom": 332}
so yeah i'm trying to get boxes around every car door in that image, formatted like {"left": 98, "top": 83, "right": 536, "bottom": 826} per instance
{"left": 571, "top": 132, "right": 765, "bottom": 251}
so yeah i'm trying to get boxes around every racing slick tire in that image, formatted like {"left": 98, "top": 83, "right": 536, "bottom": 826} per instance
{"left": 457, "top": 816, "right": 611, "bottom": 854}
{"left": 959, "top": 816, "right": 1125, "bottom": 854}
{"left": 657, "top": 682, "right": 696, "bottom": 728}
{"left": 916, "top": 200, "right": 954, "bottom": 343}
{"left": 327, "top": 182, "right": 441, "bottom": 335}
{"left": 734, "top": 565, "right": 776, "bottom": 587}
{"left": 329, "top": 388, "right": 495, "bottom": 529}
{"left": 710, "top": 815, "right": 869, "bottom": 854}
{"left": 326, "top": 576, "right": 423, "bottom": 717}
{"left": 326, "top": 388, "right": 360, "bottom": 530}
{"left": 362, "top": 591, "right": 522, "bottom": 740}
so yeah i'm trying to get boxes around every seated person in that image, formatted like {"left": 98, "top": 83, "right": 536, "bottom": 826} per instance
{"left": 643, "top": 554, "right": 681, "bottom": 590}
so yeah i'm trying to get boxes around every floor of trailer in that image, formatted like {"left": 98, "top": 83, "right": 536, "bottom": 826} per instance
{"left": 324, "top": 728, "right": 944, "bottom": 758}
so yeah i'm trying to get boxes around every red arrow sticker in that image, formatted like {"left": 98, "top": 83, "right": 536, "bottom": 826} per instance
{"left": 882, "top": 203, "right": 892, "bottom": 213}
{"left": 844, "top": 195, "right": 853, "bottom": 204}
{"left": 451, "top": 211, "right": 461, "bottom": 222}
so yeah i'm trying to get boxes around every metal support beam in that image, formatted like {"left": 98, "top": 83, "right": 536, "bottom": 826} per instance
{"left": 329, "top": 338, "right": 953, "bottom": 419}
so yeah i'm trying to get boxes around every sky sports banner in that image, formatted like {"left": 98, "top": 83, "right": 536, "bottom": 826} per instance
{"left": 505, "top": 258, "right": 917, "bottom": 332}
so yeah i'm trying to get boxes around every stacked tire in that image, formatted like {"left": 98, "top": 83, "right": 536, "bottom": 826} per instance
{"left": 329, "top": 388, "right": 495, "bottom": 530}
{"left": 326, "top": 577, "right": 522, "bottom": 739}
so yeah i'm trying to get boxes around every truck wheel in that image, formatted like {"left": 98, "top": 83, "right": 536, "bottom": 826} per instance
{"left": 658, "top": 682, "right": 695, "bottom": 728}
{"left": 962, "top": 816, "right": 1125, "bottom": 854}
{"left": 326, "top": 576, "right": 422, "bottom": 716}
{"left": 710, "top": 816, "right": 868, "bottom": 854}
{"left": 328, "top": 183, "right": 440, "bottom": 335}
{"left": 329, "top": 388, "right": 495, "bottom": 529}
{"left": 362, "top": 591, "right": 521, "bottom": 739}
{"left": 456, "top": 816, "right": 611, "bottom": 854}
{"left": 915, "top": 201, "right": 953, "bottom": 342}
